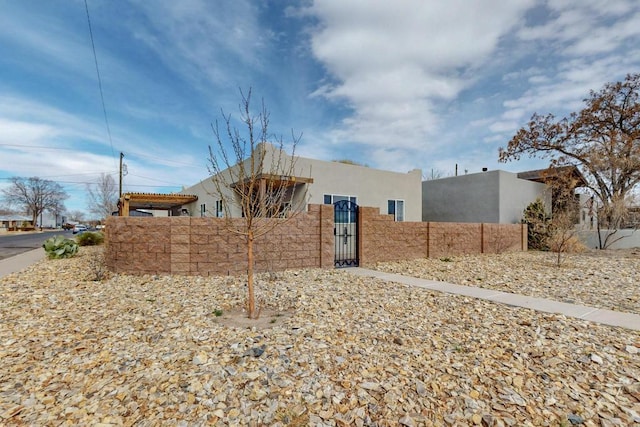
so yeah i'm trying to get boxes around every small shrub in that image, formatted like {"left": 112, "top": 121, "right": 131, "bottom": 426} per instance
{"left": 550, "top": 234, "right": 587, "bottom": 254}
{"left": 440, "top": 257, "right": 453, "bottom": 262}
{"left": 213, "top": 309, "right": 224, "bottom": 317}
{"left": 43, "top": 235, "right": 79, "bottom": 259}
{"left": 522, "top": 198, "right": 551, "bottom": 251}
{"left": 87, "top": 247, "right": 108, "bottom": 281}
{"left": 76, "top": 231, "right": 104, "bottom": 246}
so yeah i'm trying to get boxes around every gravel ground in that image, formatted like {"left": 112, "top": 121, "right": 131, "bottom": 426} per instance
{"left": 1, "top": 247, "right": 639, "bottom": 426}
{"left": 375, "top": 250, "right": 640, "bottom": 316}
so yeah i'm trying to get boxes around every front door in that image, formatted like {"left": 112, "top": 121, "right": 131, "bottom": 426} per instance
{"left": 334, "top": 199, "right": 359, "bottom": 267}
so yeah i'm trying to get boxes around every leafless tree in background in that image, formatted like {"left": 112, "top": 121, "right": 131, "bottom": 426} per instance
{"left": 87, "top": 173, "right": 118, "bottom": 219}
{"left": 1, "top": 176, "right": 68, "bottom": 226}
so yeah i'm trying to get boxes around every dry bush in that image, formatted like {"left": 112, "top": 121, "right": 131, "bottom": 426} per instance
{"left": 86, "top": 246, "right": 109, "bottom": 281}
{"left": 548, "top": 234, "right": 587, "bottom": 255}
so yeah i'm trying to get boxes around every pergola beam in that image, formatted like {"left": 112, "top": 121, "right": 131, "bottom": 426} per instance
{"left": 118, "top": 193, "right": 198, "bottom": 216}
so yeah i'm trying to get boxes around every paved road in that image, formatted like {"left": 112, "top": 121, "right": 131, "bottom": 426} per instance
{"left": 0, "top": 231, "right": 68, "bottom": 260}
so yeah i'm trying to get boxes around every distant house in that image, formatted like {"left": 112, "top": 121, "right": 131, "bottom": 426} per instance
{"left": 422, "top": 166, "right": 588, "bottom": 224}
{"left": 0, "top": 214, "right": 33, "bottom": 231}
{"left": 180, "top": 143, "right": 422, "bottom": 221}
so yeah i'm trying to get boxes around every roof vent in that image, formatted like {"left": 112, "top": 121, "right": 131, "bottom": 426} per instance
{"left": 482, "top": 167, "right": 488, "bottom": 172}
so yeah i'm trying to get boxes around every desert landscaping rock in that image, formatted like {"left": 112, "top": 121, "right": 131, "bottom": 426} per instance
{"left": 0, "top": 247, "right": 639, "bottom": 425}
{"left": 375, "top": 250, "right": 640, "bottom": 315}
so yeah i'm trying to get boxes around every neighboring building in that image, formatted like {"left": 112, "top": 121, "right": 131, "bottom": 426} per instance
{"left": 422, "top": 169, "right": 551, "bottom": 224}
{"left": 0, "top": 212, "right": 60, "bottom": 230}
{"left": 0, "top": 214, "right": 33, "bottom": 231}
{"left": 422, "top": 166, "right": 590, "bottom": 225}
{"left": 180, "top": 143, "right": 423, "bottom": 221}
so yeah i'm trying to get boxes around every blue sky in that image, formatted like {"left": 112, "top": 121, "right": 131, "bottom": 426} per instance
{"left": 1, "top": 0, "right": 639, "bottom": 216}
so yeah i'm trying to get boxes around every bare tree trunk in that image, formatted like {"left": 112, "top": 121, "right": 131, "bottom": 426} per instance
{"left": 206, "top": 88, "right": 308, "bottom": 319}
{"left": 247, "top": 229, "right": 256, "bottom": 318}
{"left": 596, "top": 218, "right": 603, "bottom": 249}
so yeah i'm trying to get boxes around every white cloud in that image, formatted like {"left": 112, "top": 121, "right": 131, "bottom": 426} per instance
{"left": 518, "top": 0, "right": 640, "bottom": 56}
{"left": 299, "top": 0, "right": 537, "bottom": 165}
{"left": 444, "top": 0, "right": 639, "bottom": 172}
{"left": 489, "top": 120, "right": 520, "bottom": 134}
{"left": 0, "top": 94, "right": 208, "bottom": 199}
{"left": 0, "top": 9, "right": 90, "bottom": 73}
{"left": 131, "top": 0, "right": 269, "bottom": 90}
{"left": 0, "top": 96, "right": 105, "bottom": 147}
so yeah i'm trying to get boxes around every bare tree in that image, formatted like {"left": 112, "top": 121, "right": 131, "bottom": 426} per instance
{"left": 1, "top": 177, "right": 68, "bottom": 226}
{"left": 548, "top": 170, "right": 584, "bottom": 264}
{"left": 207, "top": 88, "right": 306, "bottom": 319}
{"left": 423, "top": 168, "right": 448, "bottom": 180}
{"left": 547, "top": 208, "right": 585, "bottom": 266}
{"left": 87, "top": 173, "right": 118, "bottom": 219}
{"left": 499, "top": 73, "right": 640, "bottom": 248}
{"left": 68, "top": 210, "right": 87, "bottom": 223}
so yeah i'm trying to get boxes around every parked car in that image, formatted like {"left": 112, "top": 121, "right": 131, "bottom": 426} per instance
{"left": 72, "top": 224, "right": 88, "bottom": 234}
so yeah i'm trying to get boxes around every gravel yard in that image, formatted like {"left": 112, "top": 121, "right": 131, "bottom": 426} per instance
{"left": 375, "top": 250, "right": 640, "bottom": 316}
{"left": 1, "top": 247, "right": 639, "bottom": 426}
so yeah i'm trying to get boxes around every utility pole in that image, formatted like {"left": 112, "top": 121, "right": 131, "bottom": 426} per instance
{"left": 119, "top": 152, "right": 124, "bottom": 198}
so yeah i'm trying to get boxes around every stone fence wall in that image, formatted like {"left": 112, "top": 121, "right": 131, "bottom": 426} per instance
{"left": 358, "top": 207, "right": 526, "bottom": 265}
{"left": 105, "top": 204, "right": 527, "bottom": 276}
{"left": 105, "top": 204, "right": 334, "bottom": 276}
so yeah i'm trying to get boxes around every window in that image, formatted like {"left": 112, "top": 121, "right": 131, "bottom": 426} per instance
{"left": 324, "top": 194, "right": 357, "bottom": 205}
{"left": 215, "top": 200, "right": 224, "bottom": 218}
{"left": 388, "top": 199, "right": 404, "bottom": 221}
{"left": 200, "top": 204, "right": 206, "bottom": 217}
{"left": 324, "top": 194, "right": 357, "bottom": 223}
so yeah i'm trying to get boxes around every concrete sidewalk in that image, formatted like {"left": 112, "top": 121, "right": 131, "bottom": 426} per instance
{"left": 0, "top": 248, "right": 45, "bottom": 279}
{"left": 350, "top": 267, "right": 640, "bottom": 332}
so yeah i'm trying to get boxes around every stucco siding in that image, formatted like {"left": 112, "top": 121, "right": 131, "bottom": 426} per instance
{"left": 292, "top": 157, "right": 422, "bottom": 221}
{"left": 422, "top": 170, "right": 549, "bottom": 224}
{"left": 422, "top": 171, "right": 500, "bottom": 223}
{"left": 497, "top": 170, "right": 548, "bottom": 223}
{"left": 180, "top": 144, "right": 422, "bottom": 221}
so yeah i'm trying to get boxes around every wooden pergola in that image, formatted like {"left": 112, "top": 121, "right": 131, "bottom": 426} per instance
{"left": 229, "top": 173, "right": 314, "bottom": 217}
{"left": 118, "top": 193, "right": 198, "bottom": 217}
{"left": 517, "top": 165, "right": 588, "bottom": 187}
{"left": 230, "top": 173, "right": 314, "bottom": 191}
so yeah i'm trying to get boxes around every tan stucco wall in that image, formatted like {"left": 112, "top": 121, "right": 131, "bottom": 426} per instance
{"left": 291, "top": 156, "right": 422, "bottom": 221}
{"left": 182, "top": 143, "right": 422, "bottom": 221}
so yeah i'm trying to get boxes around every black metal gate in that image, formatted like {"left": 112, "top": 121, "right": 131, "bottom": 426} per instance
{"left": 334, "top": 200, "right": 359, "bottom": 267}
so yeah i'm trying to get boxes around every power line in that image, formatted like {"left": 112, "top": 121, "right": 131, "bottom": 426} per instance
{"left": 84, "top": 0, "right": 117, "bottom": 169}
{"left": 126, "top": 173, "right": 188, "bottom": 185}
{"left": 0, "top": 143, "right": 207, "bottom": 170}
{"left": 0, "top": 143, "right": 87, "bottom": 151}
{"left": 0, "top": 171, "right": 116, "bottom": 179}
{"left": 0, "top": 177, "right": 182, "bottom": 189}
{"left": 129, "top": 151, "right": 207, "bottom": 168}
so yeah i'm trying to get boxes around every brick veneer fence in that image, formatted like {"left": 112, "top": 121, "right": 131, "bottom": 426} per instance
{"left": 105, "top": 204, "right": 527, "bottom": 276}
{"left": 105, "top": 204, "right": 335, "bottom": 276}
{"left": 358, "top": 207, "right": 526, "bottom": 265}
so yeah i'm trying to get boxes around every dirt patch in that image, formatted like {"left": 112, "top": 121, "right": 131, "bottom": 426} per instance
{"left": 213, "top": 307, "right": 294, "bottom": 330}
